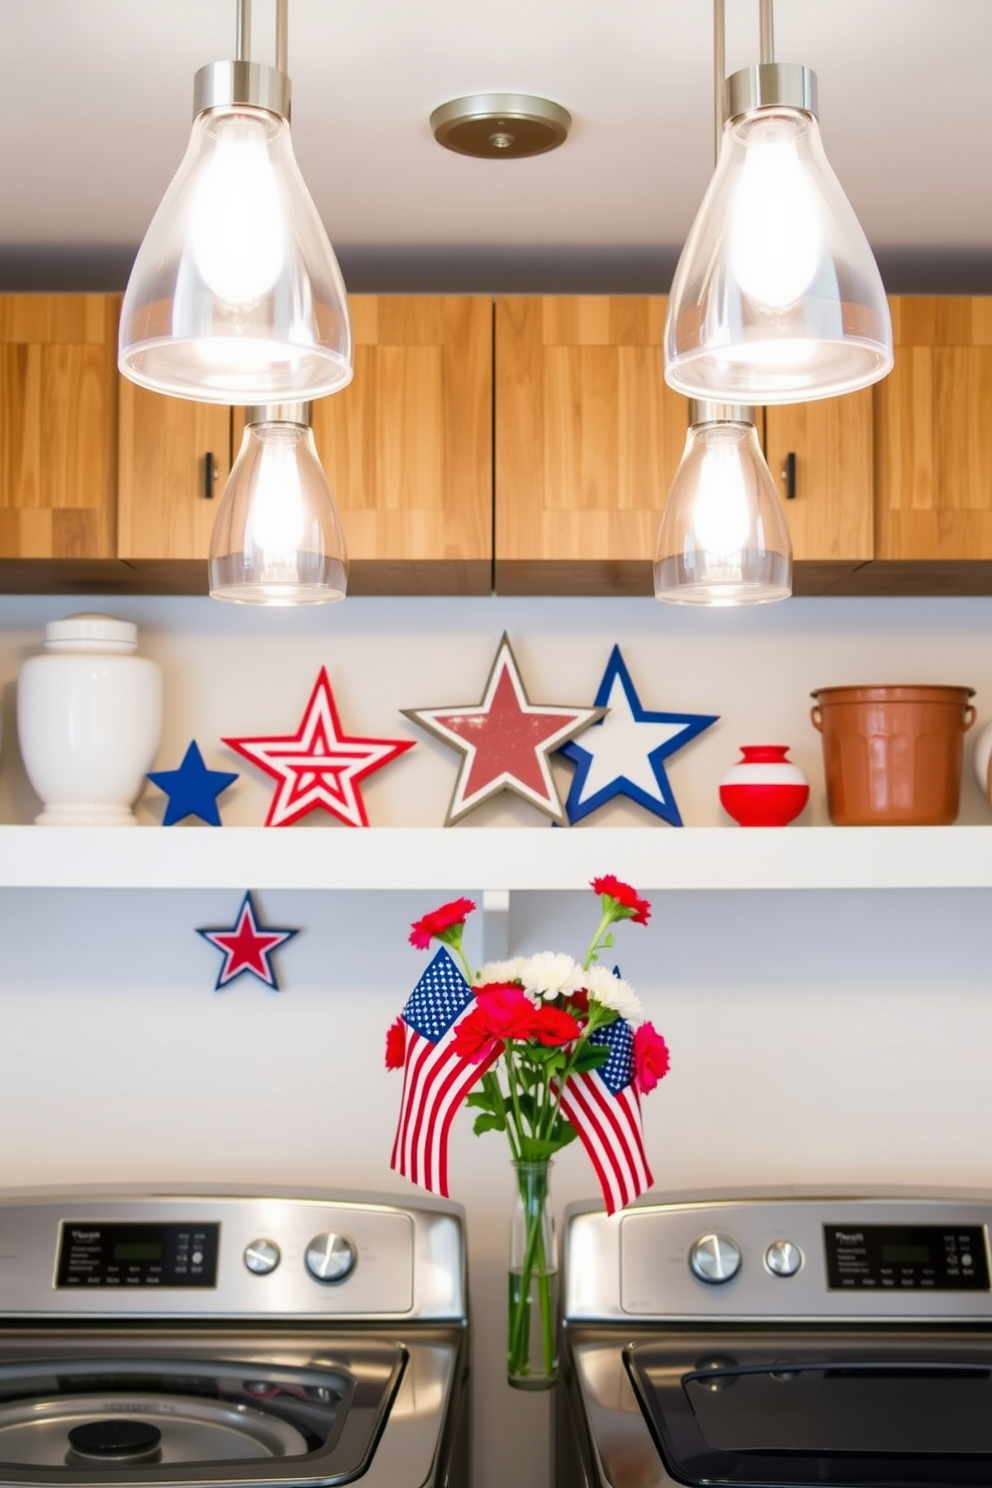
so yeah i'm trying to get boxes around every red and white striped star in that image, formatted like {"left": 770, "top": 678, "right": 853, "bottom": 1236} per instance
{"left": 224, "top": 667, "right": 415, "bottom": 827}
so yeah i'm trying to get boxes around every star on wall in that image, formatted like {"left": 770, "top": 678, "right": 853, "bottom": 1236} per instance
{"left": 224, "top": 667, "right": 415, "bottom": 827}
{"left": 403, "top": 632, "right": 605, "bottom": 825}
{"left": 197, "top": 892, "right": 298, "bottom": 991}
{"left": 147, "top": 740, "right": 239, "bottom": 826}
{"left": 558, "top": 645, "right": 719, "bottom": 826}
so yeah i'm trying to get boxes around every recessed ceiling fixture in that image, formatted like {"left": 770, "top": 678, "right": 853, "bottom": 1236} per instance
{"left": 665, "top": 0, "right": 892, "bottom": 404}
{"left": 430, "top": 94, "right": 571, "bottom": 159}
{"left": 208, "top": 403, "right": 348, "bottom": 605}
{"left": 119, "top": 0, "right": 352, "bottom": 405}
{"left": 654, "top": 401, "right": 792, "bottom": 605}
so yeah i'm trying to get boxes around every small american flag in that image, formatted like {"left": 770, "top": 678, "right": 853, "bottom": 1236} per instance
{"left": 559, "top": 1014, "right": 653, "bottom": 1216}
{"left": 390, "top": 947, "right": 496, "bottom": 1197}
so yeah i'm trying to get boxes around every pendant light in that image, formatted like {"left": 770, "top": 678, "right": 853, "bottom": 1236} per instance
{"left": 655, "top": 1, "right": 791, "bottom": 606}
{"left": 654, "top": 401, "right": 791, "bottom": 604}
{"left": 208, "top": 404, "right": 348, "bottom": 605}
{"left": 665, "top": 0, "right": 892, "bottom": 405}
{"left": 119, "top": 0, "right": 352, "bottom": 405}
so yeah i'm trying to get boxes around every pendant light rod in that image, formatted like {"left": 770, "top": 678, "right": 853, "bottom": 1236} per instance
{"left": 276, "top": 0, "right": 289, "bottom": 75}
{"left": 236, "top": 0, "right": 251, "bottom": 62}
{"left": 713, "top": 0, "right": 725, "bottom": 158}
{"left": 759, "top": 0, "right": 775, "bottom": 64}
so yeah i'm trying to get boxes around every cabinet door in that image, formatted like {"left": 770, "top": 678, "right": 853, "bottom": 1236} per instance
{"left": 311, "top": 295, "right": 492, "bottom": 594}
{"left": 495, "top": 296, "right": 687, "bottom": 594}
{"left": 875, "top": 296, "right": 992, "bottom": 561}
{"left": 0, "top": 294, "right": 119, "bottom": 558}
{"left": 118, "top": 381, "right": 232, "bottom": 566}
{"left": 763, "top": 390, "right": 874, "bottom": 587}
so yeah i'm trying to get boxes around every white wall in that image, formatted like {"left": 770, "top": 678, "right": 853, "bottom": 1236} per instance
{"left": 1, "top": 593, "right": 992, "bottom": 1488}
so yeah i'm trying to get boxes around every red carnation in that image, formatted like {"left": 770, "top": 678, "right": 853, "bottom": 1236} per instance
{"left": 451, "top": 1006, "right": 501, "bottom": 1063}
{"left": 409, "top": 897, "right": 477, "bottom": 950}
{"left": 532, "top": 1005, "right": 582, "bottom": 1047}
{"left": 591, "top": 874, "right": 651, "bottom": 926}
{"left": 633, "top": 1021, "right": 670, "bottom": 1094}
{"left": 475, "top": 984, "right": 540, "bottom": 1040}
{"left": 385, "top": 1016, "right": 406, "bottom": 1070}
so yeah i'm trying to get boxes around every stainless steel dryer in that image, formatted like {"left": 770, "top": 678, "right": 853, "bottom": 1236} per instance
{"left": 557, "top": 1189, "right": 992, "bottom": 1488}
{"left": 0, "top": 1189, "right": 468, "bottom": 1488}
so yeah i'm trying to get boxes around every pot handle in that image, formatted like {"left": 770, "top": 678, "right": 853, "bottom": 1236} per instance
{"left": 964, "top": 704, "right": 978, "bottom": 732}
{"left": 810, "top": 706, "right": 823, "bottom": 733}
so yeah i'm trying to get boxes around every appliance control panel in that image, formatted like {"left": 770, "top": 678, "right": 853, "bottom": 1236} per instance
{"left": 56, "top": 1221, "right": 219, "bottom": 1289}
{"left": 0, "top": 1193, "right": 466, "bottom": 1321}
{"left": 562, "top": 1194, "right": 992, "bottom": 1322}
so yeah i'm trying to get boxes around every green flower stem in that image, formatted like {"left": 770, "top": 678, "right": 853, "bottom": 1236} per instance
{"left": 582, "top": 909, "right": 617, "bottom": 970}
{"left": 508, "top": 1160, "right": 556, "bottom": 1385}
{"left": 483, "top": 1069, "right": 520, "bottom": 1160}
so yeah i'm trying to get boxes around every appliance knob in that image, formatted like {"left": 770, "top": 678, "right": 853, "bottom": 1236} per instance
{"left": 305, "top": 1232, "right": 357, "bottom": 1284}
{"left": 243, "top": 1239, "right": 281, "bottom": 1276}
{"left": 689, "top": 1233, "right": 742, "bottom": 1285}
{"left": 765, "top": 1240, "right": 803, "bottom": 1278}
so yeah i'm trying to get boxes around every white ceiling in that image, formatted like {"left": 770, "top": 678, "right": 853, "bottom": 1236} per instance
{"left": 1, "top": 0, "right": 990, "bottom": 290}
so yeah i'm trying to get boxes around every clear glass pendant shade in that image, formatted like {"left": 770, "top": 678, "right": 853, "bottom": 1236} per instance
{"left": 120, "top": 105, "right": 352, "bottom": 404}
{"left": 665, "top": 100, "right": 892, "bottom": 404}
{"left": 208, "top": 410, "right": 348, "bottom": 605}
{"left": 654, "top": 410, "right": 792, "bottom": 605}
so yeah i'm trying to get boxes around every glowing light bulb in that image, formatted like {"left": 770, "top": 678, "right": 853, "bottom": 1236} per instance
{"left": 246, "top": 437, "right": 307, "bottom": 558}
{"left": 689, "top": 434, "right": 753, "bottom": 556}
{"left": 729, "top": 114, "right": 822, "bottom": 309}
{"left": 191, "top": 112, "right": 284, "bottom": 304}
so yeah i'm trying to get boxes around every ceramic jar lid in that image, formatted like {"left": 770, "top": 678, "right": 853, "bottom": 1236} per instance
{"left": 44, "top": 614, "right": 139, "bottom": 654}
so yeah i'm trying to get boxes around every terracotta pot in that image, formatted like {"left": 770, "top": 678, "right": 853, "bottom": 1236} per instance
{"left": 810, "top": 685, "right": 976, "bottom": 826}
{"left": 719, "top": 745, "right": 810, "bottom": 827}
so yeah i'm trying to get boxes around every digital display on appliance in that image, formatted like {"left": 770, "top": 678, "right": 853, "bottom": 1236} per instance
{"left": 824, "top": 1223, "right": 990, "bottom": 1291}
{"left": 56, "top": 1222, "right": 219, "bottom": 1288}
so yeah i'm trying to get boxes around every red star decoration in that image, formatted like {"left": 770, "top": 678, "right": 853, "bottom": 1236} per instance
{"left": 198, "top": 892, "right": 298, "bottom": 990}
{"left": 403, "top": 633, "right": 605, "bottom": 824}
{"left": 224, "top": 667, "right": 415, "bottom": 827}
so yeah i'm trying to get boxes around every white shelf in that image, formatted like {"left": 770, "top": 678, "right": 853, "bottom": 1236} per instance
{"left": 0, "top": 825, "right": 990, "bottom": 892}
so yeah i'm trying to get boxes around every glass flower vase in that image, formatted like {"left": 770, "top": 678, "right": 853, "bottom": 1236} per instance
{"left": 508, "top": 1158, "right": 559, "bottom": 1390}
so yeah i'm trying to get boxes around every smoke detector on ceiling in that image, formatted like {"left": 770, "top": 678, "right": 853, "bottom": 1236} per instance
{"left": 429, "top": 93, "right": 571, "bottom": 159}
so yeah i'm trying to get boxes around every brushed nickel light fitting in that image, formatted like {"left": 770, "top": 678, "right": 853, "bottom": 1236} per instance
{"left": 430, "top": 94, "right": 571, "bottom": 159}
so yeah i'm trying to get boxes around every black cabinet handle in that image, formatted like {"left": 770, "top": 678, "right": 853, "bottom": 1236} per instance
{"left": 204, "top": 451, "right": 217, "bottom": 499}
{"left": 781, "top": 451, "right": 797, "bottom": 499}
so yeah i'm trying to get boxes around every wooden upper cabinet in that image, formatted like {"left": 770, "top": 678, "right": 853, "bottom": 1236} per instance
{"left": 495, "top": 296, "right": 688, "bottom": 594}
{"left": 0, "top": 294, "right": 120, "bottom": 559}
{"left": 118, "top": 383, "right": 232, "bottom": 569}
{"left": 875, "top": 296, "right": 992, "bottom": 561}
{"left": 311, "top": 295, "right": 493, "bottom": 594}
{"left": 763, "top": 389, "right": 874, "bottom": 581}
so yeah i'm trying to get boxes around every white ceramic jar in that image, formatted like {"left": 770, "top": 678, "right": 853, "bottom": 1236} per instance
{"left": 17, "top": 613, "right": 163, "bottom": 826}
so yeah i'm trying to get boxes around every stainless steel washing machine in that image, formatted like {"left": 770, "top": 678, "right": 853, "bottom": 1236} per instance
{"left": 0, "top": 1188, "right": 468, "bottom": 1488}
{"left": 557, "top": 1188, "right": 992, "bottom": 1488}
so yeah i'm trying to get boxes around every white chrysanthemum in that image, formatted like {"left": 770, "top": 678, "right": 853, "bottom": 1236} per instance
{"left": 583, "top": 964, "right": 645, "bottom": 1026}
{"left": 518, "top": 951, "right": 585, "bottom": 1002}
{"left": 475, "top": 957, "right": 527, "bottom": 987}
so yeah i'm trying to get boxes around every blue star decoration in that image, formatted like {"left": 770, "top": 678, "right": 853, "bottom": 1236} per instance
{"left": 197, "top": 892, "right": 299, "bottom": 992}
{"left": 147, "top": 741, "right": 239, "bottom": 826}
{"left": 557, "top": 645, "right": 719, "bottom": 826}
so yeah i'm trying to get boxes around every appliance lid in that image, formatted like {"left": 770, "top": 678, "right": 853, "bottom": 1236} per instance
{"left": 626, "top": 1331, "right": 992, "bottom": 1487}
{"left": 0, "top": 1346, "right": 404, "bottom": 1487}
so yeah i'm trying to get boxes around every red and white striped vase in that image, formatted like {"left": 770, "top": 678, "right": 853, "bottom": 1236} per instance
{"left": 719, "top": 745, "right": 810, "bottom": 827}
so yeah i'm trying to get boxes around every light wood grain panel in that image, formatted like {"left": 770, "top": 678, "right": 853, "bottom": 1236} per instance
{"left": 311, "top": 295, "right": 491, "bottom": 579}
{"left": 876, "top": 296, "right": 992, "bottom": 560}
{"left": 495, "top": 295, "right": 687, "bottom": 588}
{"left": 117, "top": 382, "right": 232, "bottom": 560}
{"left": 0, "top": 294, "right": 119, "bottom": 558}
{"left": 763, "top": 390, "right": 873, "bottom": 562}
